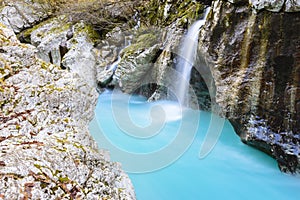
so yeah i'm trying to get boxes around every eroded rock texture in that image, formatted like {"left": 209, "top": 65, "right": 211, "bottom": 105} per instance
{"left": 0, "top": 0, "right": 51, "bottom": 33}
{"left": 0, "top": 24, "right": 135, "bottom": 199}
{"left": 199, "top": 0, "right": 300, "bottom": 173}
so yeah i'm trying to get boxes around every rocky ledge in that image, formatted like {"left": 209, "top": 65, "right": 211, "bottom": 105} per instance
{"left": 0, "top": 23, "right": 135, "bottom": 199}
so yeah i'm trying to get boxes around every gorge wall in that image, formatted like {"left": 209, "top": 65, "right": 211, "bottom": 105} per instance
{"left": 198, "top": 0, "right": 300, "bottom": 173}
{"left": 1, "top": 3, "right": 300, "bottom": 200}
{"left": 0, "top": 1, "right": 136, "bottom": 199}
{"left": 105, "top": 0, "right": 300, "bottom": 174}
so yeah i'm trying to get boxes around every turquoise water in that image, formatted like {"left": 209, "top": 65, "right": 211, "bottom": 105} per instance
{"left": 90, "top": 90, "right": 300, "bottom": 200}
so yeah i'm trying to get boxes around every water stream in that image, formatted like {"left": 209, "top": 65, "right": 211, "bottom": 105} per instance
{"left": 175, "top": 8, "right": 210, "bottom": 106}
{"left": 89, "top": 6, "right": 300, "bottom": 200}
{"left": 89, "top": 91, "right": 300, "bottom": 200}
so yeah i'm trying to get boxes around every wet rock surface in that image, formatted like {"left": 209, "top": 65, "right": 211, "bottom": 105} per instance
{"left": 0, "top": 23, "right": 135, "bottom": 199}
{"left": 199, "top": 0, "right": 300, "bottom": 173}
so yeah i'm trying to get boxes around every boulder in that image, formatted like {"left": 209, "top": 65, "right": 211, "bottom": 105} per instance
{"left": 113, "top": 28, "right": 162, "bottom": 93}
{"left": 62, "top": 22, "right": 98, "bottom": 87}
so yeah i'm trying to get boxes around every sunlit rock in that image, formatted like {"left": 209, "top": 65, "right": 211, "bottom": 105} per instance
{"left": 0, "top": 23, "right": 135, "bottom": 199}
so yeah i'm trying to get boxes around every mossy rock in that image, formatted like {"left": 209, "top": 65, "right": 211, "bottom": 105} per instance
{"left": 121, "top": 28, "right": 161, "bottom": 57}
{"left": 139, "top": 0, "right": 205, "bottom": 27}
{"left": 18, "top": 16, "right": 70, "bottom": 43}
{"left": 72, "top": 22, "right": 101, "bottom": 43}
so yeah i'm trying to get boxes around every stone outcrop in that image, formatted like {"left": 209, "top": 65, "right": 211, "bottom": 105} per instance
{"left": 0, "top": 23, "right": 135, "bottom": 199}
{"left": 108, "top": 0, "right": 210, "bottom": 109}
{"left": 226, "top": 0, "right": 300, "bottom": 12}
{"left": 0, "top": 0, "right": 50, "bottom": 33}
{"left": 18, "top": 15, "right": 100, "bottom": 88}
{"left": 198, "top": 0, "right": 300, "bottom": 173}
{"left": 113, "top": 28, "right": 162, "bottom": 94}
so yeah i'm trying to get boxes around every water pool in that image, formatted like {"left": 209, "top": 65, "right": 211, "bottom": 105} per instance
{"left": 89, "top": 90, "right": 300, "bottom": 200}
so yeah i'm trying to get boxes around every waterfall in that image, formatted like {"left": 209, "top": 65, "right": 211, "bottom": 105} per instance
{"left": 175, "top": 7, "right": 211, "bottom": 106}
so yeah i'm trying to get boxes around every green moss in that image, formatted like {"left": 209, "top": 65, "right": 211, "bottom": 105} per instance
{"left": 48, "top": 22, "right": 71, "bottom": 35}
{"left": 58, "top": 176, "right": 70, "bottom": 183}
{"left": 73, "top": 142, "right": 86, "bottom": 153}
{"left": 41, "top": 61, "right": 49, "bottom": 70}
{"left": 53, "top": 169, "right": 62, "bottom": 176}
{"left": 16, "top": 124, "right": 21, "bottom": 130}
{"left": 45, "top": 84, "right": 64, "bottom": 94}
{"left": 139, "top": 0, "right": 204, "bottom": 27}
{"left": 40, "top": 182, "right": 49, "bottom": 189}
{"left": 73, "top": 23, "right": 100, "bottom": 43}
{"left": 83, "top": 25, "right": 100, "bottom": 42}
{"left": 18, "top": 16, "right": 70, "bottom": 41}
{"left": 34, "top": 163, "right": 42, "bottom": 169}
{"left": 122, "top": 29, "right": 159, "bottom": 56}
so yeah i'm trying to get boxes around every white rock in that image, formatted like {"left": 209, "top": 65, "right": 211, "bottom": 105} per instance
{"left": 285, "top": 0, "right": 300, "bottom": 12}
{"left": 0, "top": 23, "right": 135, "bottom": 199}
{"left": 249, "top": 0, "right": 285, "bottom": 12}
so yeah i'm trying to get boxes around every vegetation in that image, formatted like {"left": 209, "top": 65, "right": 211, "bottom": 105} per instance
{"left": 27, "top": 0, "right": 204, "bottom": 36}
{"left": 138, "top": 0, "right": 205, "bottom": 27}
{"left": 30, "top": 0, "right": 148, "bottom": 36}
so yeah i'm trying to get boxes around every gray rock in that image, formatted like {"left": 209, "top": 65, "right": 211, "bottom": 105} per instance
{"left": 248, "top": 0, "right": 300, "bottom": 12}
{"left": 0, "top": 23, "right": 135, "bottom": 199}
{"left": 112, "top": 27, "right": 163, "bottom": 93}
{"left": 249, "top": 0, "right": 285, "bottom": 12}
{"left": 285, "top": 0, "right": 300, "bottom": 12}
{"left": 28, "top": 18, "right": 98, "bottom": 88}
{"left": 62, "top": 22, "right": 98, "bottom": 88}
{"left": 198, "top": 0, "right": 300, "bottom": 173}
{"left": 227, "top": 0, "right": 247, "bottom": 3}
{"left": 0, "top": 0, "right": 49, "bottom": 33}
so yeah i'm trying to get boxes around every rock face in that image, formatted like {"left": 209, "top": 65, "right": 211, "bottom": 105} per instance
{"left": 113, "top": 28, "right": 162, "bottom": 94}
{"left": 249, "top": 0, "right": 300, "bottom": 12}
{"left": 198, "top": 0, "right": 300, "bottom": 173}
{"left": 0, "top": 0, "right": 50, "bottom": 33}
{"left": 0, "top": 23, "right": 135, "bottom": 199}
{"left": 108, "top": 0, "right": 211, "bottom": 109}
{"left": 20, "top": 16, "right": 100, "bottom": 88}
{"left": 227, "top": 0, "right": 300, "bottom": 12}
{"left": 103, "top": 0, "right": 300, "bottom": 174}
{"left": 2, "top": 0, "right": 297, "bottom": 185}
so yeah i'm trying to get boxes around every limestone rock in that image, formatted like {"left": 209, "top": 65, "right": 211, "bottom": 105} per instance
{"left": 23, "top": 17, "right": 98, "bottom": 88}
{"left": 285, "top": 0, "right": 300, "bottom": 12}
{"left": 0, "top": 23, "right": 135, "bottom": 199}
{"left": 113, "top": 28, "right": 162, "bottom": 93}
{"left": 249, "top": 0, "right": 285, "bottom": 12}
{"left": 198, "top": 0, "right": 300, "bottom": 173}
{"left": 62, "top": 22, "right": 98, "bottom": 87}
{"left": 94, "top": 27, "right": 132, "bottom": 89}
{"left": 0, "top": 0, "right": 49, "bottom": 33}
{"left": 227, "top": 0, "right": 247, "bottom": 3}
{"left": 247, "top": 0, "right": 300, "bottom": 12}
{"left": 29, "top": 16, "right": 70, "bottom": 66}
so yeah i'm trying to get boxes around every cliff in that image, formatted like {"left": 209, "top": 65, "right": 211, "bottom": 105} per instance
{"left": 198, "top": 0, "right": 300, "bottom": 174}
{"left": 105, "top": 0, "right": 300, "bottom": 174}
{"left": 0, "top": 23, "right": 135, "bottom": 199}
{"left": 1, "top": 4, "right": 299, "bottom": 199}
